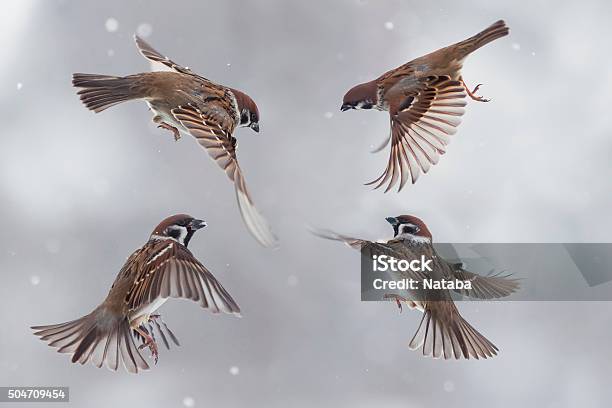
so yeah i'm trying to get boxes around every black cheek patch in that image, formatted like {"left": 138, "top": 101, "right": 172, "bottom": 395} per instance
{"left": 168, "top": 229, "right": 181, "bottom": 239}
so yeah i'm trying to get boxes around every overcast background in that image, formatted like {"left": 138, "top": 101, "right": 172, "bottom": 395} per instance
{"left": 1, "top": 0, "right": 612, "bottom": 407}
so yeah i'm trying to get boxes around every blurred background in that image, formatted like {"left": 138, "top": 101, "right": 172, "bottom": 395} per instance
{"left": 1, "top": 0, "right": 612, "bottom": 406}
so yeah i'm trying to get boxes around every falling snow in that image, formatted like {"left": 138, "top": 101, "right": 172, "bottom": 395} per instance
{"left": 30, "top": 275, "right": 40, "bottom": 286}
{"left": 443, "top": 380, "right": 455, "bottom": 392}
{"left": 287, "top": 275, "right": 299, "bottom": 287}
{"left": 182, "top": 397, "right": 195, "bottom": 407}
{"left": 16, "top": 82, "right": 23, "bottom": 90}
{"left": 105, "top": 18, "right": 119, "bottom": 32}
{"left": 384, "top": 21, "right": 394, "bottom": 30}
{"left": 324, "top": 112, "right": 333, "bottom": 119}
{"left": 511, "top": 42, "right": 521, "bottom": 51}
{"left": 137, "top": 23, "right": 153, "bottom": 37}
{"left": 107, "top": 49, "right": 115, "bottom": 57}
{"left": 229, "top": 366, "right": 240, "bottom": 375}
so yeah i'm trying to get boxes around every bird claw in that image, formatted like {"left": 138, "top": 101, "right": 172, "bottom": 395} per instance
{"left": 461, "top": 78, "right": 491, "bottom": 102}
{"left": 383, "top": 294, "right": 405, "bottom": 313}
{"left": 135, "top": 325, "right": 159, "bottom": 364}
{"left": 157, "top": 122, "right": 181, "bottom": 141}
{"left": 138, "top": 337, "right": 159, "bottom": 364}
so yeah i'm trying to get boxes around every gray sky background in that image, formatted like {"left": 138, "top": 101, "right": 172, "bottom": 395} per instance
{"left": 1, "top": 0, "right": 612, "bottom": 407}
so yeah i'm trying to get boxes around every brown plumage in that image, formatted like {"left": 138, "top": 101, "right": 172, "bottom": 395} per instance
{"left": 313, "top": 214, "right": 519, "bottom": 360}
{"left": 72, "top": 35, "right": 277, "bottom": 248}
{"left": 31, "top": 214, "right": 240, "bottom": 373}
{"left": 341, "top": 20, "right": 510, "bottom": 192}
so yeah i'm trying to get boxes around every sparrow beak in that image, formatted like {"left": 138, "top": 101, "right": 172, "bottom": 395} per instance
{"left": 340, "top": 103, "right": 351, "bottom": 112}
{"left": 385, "top": 217, "right": 398, "bottom": 225}
{"left": 189, "top": 219, "right": 207, "bottom": 230}
{"left": 250, "top": 122, "right": 260, "bottom": 132}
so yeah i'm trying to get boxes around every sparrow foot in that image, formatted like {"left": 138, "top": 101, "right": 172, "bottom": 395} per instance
{"left": 135, "top": 326, "right": 159, "bottom": 364}
{"left": 383, "top": 294, "right": 407, "bottom": 313}
{"left": 158, "top": 122, "right": 181, "bottom": 141}
{"left": 460, "top": 77, "right": 491, "bottom": 102}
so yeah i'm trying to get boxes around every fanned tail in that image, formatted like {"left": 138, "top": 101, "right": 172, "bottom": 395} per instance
{"left": 408, "top": 302, "right": 498, "bottom": 360}
{"left": 72, "top": 73, "right": 144, "bottom": 113}
{"left": 454, "top": 20, "right": 509, "bottom": 58}
{"left": 31, "top": 308, "right": 150, "bottom": 373}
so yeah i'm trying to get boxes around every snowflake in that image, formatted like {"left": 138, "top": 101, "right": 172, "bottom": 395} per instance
{"left": 137, "top": 23, "right": 153, "bottom": 38}
{"left": 105, "top": 18, "right": 119, "bottom": 33}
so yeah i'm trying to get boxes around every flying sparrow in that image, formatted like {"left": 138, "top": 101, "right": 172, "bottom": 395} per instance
{"left": 31, "top": 214, "right": 240, "bottom": 373}
{"left": 72, "top": 36, "right": 278, "bottom": 248}
{"left": 341, "top": 20, "right": 509, "bottom": 192}
{"left": 314, "top": 214, "right": 519, "bottom": 359}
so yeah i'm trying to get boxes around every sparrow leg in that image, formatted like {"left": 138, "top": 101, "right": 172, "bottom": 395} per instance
{"left": 460, "top": 77, "right": 490, "bottom": 102}
{"left": 134, "top": 326, "right": 159, "bottom": 364}
{"left": 383, "top": 294, "right": 407, "bottom": 313}
{"left": 157, "top": 121, "right": 181, "bottom": 141}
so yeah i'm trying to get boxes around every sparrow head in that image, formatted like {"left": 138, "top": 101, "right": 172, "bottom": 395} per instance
{"left": 341, "top": 81, "right": 379, "bottom": 111}
{"left": 230, "top": 88, "right": 260, "bottom": 132}
{"left": 151, "top": 214, "right": 207, "bottom": 247}
{"left": 385, "top": 215, "right": 432, "bottom": 242}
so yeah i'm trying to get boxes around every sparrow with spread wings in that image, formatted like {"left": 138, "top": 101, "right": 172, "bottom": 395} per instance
{"left": 31, "top": 214, "right": 240, "bottom": 373}
{"left": 72, "top": 36, "right": 277, "bottom": 248}
{"left": 341, "top": 20, "right": 509, "bottom": 192}
{"left": 315, "top": 214, "right": 519, "bottom": 359}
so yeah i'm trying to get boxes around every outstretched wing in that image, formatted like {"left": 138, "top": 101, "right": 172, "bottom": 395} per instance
{"left": 311, "top": 228, "right": 429, "bottom": 282}
{"left": 367, "top": 75, "right": 466, "bottom": 192}
{"left": 171, "top": 104, "right": 278, "bottom": 248}
{"left": 134, "top": 35, "right": 209, "bottom": 81}
{"left": 309, "top": 228, "right": 370, "bottom": 250}
{"left": 451, "top": 267, "right": 520, "bottom": 299}
{"left": 127, "top": 240, "right": 241, "bottom": 316}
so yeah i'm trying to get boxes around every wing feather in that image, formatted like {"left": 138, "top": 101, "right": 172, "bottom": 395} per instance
{"left": 127, "top": 241, "right": 240, "bottom": 316}
{"left": 134, "top": 35, "right": 209, "bottom": 81}
{"left": 368, "top": 76, "right": 466, "bottom": 192}
{"left": 171, "top": 104, "right": 278, "bottom": 248}
{"left": 451, "top": 268, "right": 520, "bottom": 299}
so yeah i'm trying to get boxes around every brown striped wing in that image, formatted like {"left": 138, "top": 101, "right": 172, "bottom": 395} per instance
{"left": 367, "top": 76, "right": 466, "bottom": 192}
{"left": 134, "top": 35, "right": 209, "bottom": 81}
{"left": 126, "top": 240, "right": 240, "bottom": 315}
{"left": 311, "top": 229, "right": 429, "bottom": 282}
{"left": 171, "top": 104, "right": 278, "bottom": 248}
{"left": 451, "top": 268, "right": 520, "bottom": 299}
